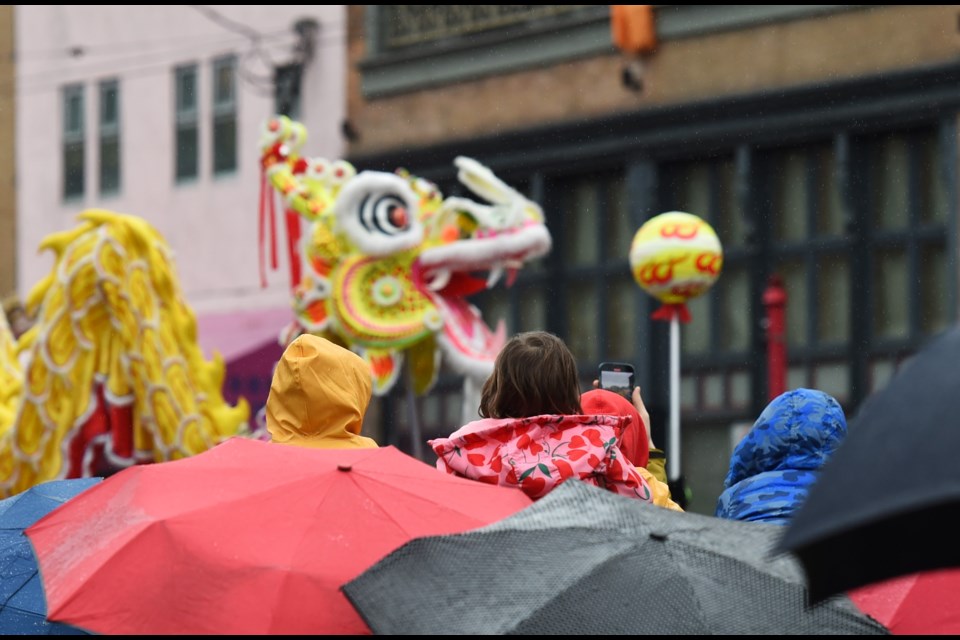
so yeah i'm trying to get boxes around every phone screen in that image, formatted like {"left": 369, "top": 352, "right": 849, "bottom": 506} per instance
{"left": 600, "top": 369, "right": 634, "bottom": 398}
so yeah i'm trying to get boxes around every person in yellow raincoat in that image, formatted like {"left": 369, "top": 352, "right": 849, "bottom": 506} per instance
{"left": 266, "top": 334, "right": 379, "bottom": 449}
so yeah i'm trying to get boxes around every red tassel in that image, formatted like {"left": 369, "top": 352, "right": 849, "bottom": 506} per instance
{"left": 258, "top": 171, "right": 269, "bottom": 288}
{"left": 285, "top": 209, "right": 302, "bottom": 290}
{"left": 267, "top": 179, "right": 278, "bottom": 271}
{"left": 650, "top": 303, "right": 692, "bottom": 323}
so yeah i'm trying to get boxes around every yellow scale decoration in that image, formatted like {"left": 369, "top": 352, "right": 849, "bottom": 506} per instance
{"left": 0, "top": 309, "right": 21, "bottom": 435}
{"left": 0, "top": 210, "right": 249, "bottom": 497}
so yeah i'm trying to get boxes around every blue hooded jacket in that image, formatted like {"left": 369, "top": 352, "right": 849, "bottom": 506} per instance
{"left": 715, "top": 388, "right": 847, "bottom": 526}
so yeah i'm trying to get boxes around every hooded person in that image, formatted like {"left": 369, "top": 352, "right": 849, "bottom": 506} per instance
{"left": 266, "top": 333, "right": 378, "bottom": 449}
{"left": 429, "top": 331, "right": 653, "bottom": 503}
{"left": 715, "top": 388, "right": 847, "bottom": 526}
{"left": 580, "top": 388, "right": 682, "bottom": 512}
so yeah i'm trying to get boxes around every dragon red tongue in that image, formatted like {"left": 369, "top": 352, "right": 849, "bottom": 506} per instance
{"left": 438, "top": 272, "right": 489, "bottom": 298}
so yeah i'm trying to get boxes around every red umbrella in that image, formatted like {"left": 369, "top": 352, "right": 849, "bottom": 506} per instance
{"left": 26, "top": 438, "right": 532, "bottom": 635}
{"left": 848, "top": 568, "right": 960, "bottom": 634}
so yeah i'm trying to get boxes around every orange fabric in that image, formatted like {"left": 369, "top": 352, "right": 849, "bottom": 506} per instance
{"left": 266, "top": 334, "right": 377, "bottom": 449}
{"left": 611, "top": 5, "right": 657, "bottom": 54}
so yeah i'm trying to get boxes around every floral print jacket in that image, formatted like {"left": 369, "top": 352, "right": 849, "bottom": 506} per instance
{"left": 429, "top": 414, "right": 653, "bottom": 502}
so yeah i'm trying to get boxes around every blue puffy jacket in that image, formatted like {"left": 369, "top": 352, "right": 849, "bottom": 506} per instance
{"left": 715, "top": 388, "right": 847, "bottom": 526}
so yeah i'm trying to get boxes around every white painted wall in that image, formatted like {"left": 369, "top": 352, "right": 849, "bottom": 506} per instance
{"left": 15, "top": 5, "right": 346, "bottom": 315}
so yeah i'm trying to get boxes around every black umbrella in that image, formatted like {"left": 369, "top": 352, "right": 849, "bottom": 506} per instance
{"left": 777, "top": 324, "right": 960, "bottom": 602}
{"left": 342, "top": 480, "right": 887, "bottom": 635}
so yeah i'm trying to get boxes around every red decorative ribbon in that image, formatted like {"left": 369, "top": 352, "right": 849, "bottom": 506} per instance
{"left": 650, "top": 302, "right": 692, "bottom": 323}
{"left": 258, "top": 170, "right": 279, "bottom": 288}
{"left": 285, "top": 209, "right": 302, "bottom": 289}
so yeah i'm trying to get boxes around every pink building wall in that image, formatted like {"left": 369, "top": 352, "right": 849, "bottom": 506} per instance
{"left": 14, "top": 5, "right": 345, "bottom": 331}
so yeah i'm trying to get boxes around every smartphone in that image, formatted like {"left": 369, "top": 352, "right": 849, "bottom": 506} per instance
{"left": 598, "top": 362, "right": 635, "bottom": 400}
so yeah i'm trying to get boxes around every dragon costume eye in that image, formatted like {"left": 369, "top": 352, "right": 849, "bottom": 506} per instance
{"left": 360, "top": 193, "right": 410, "bottom": 235}
{"left": 333, "top": 171, "right": 423, "bottom": 256}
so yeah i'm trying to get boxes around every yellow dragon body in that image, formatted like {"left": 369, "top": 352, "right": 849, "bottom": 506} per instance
{"left": 0, "top": 210, "right": 249, "bottom": 497}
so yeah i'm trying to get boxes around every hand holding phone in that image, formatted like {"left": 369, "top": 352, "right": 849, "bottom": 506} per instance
{"left": 598, "top": 362, "right": 635, "bottom": 401}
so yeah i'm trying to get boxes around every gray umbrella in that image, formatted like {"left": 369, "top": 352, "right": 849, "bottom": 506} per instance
{"left": 342, "top": 480, "right": 887, "bottom": 635}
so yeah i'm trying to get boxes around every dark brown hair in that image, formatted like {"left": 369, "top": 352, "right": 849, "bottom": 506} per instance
{"left": 479, "top": 331, "right": 582, "bottom": 419}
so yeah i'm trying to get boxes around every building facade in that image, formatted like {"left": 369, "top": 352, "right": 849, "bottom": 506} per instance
{"left": 14, "top": 6, "right": 348, "bottom": 422}
{"left": 0, "top": 6, "right": 15, "bottom": 299}
{"left": 346, "top": 5, "right": 960, "bottom": 513}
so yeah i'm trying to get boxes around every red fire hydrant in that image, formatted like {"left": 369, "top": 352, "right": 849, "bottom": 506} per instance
{"left": 763, "top": 274, "right": 787, "bottom": 401}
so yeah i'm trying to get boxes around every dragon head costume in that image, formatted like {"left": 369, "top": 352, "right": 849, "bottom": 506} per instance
{"left": 260, "top": 115, "right": 552, "bottom": 396}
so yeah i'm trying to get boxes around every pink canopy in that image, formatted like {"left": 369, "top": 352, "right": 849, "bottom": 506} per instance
{"left": 195, "top": 307, "right": 293, "bottom": 363}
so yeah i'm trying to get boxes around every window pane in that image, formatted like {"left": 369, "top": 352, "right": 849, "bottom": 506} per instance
{"left": 920, "top": 243, "right": 948, "bottom": 335}
{"left": 919, "top": 130, "right": 948, "bottom": 224}
{"left": 873, "top": 135, "right": 910, "bottom": 230}
{"left": 719, "top": 265, "right": 749, "bottom": 352}
{"left": 729, "top": 370, "right": 750, "bottom": 408}
{"left": 63, "top": 85, "right": 84, "bottom": 199}
{"left": 176, "top": 124, "right": 198, "bottom": 181}
{"left": 394, "top": 397, "right": 409, "bottom": 430}
{"left": 778, "top": 260, "right": 808, "bottom": 348}
{"left": 605, "top": 279, "right": 637, "bottom": 360}
{"left": 274, "top": 63, "right": 302, "bottom": 119}
{"left": 703, "top": 373, "right": 724, "bottom": 409}
{"left": 815, "top": 146, "right": 844, "bottom": 237}
{"left": 605, "top": 177, "right": 632, "bottom": 263}
{"left": 773, "top": 150, "right": 808, "bottom": 243}
{"left": 681, "top": 294, "right": 710, "bottom": 355}
{"left": 478, "top": 289, "right": 512, "bottom": 338}
{"left": 213, "top": 117, "right": 237, "bottom": 174}
{"left": 64, "top": 89, "right": 83, "bottom": 134}
{"left": 445, "top": 391, "right": 464, "bottom": 427}
{"left": 816, "top": 255, "right": 849, "bottom": 343}
{"left": 177, "top": 67, "right": 197, "bottom": 112}
{"left": 813, "top": 363, "right": 849, "bottom": 403}
{"left": 63, "top": 141, "right": 84, "bottom": 198}
{"left": 870, "top": 358, "right": 896, "bottom": 393}
{"left": 565, "top": 283, "right": 598, "bottom": 363}
{"left": 873, "top": 248, "right": 909, "bottom": 339}
{"left": 99, "top": 136, "right": 120, "bottom": 194}
{"left": 422, "top": 394, "right": 441, "bottom": 427}
{"left": 524, "top": 255, "right": 547, "bottom": 275}
{"left": 563, "top": 178, "right": 598, "bottom": 267}
{"left": 214, "top": 58, "right": 236, "bottom": 105}
{"left": 100, "top": 82, "right": 118, "bottom": 126}
{"left": 715, "top": 158, "right": 745, "bottom": 247}
{"left": 517, "top": 287, "right": 545, "bottom": 333}
{"left": 675, "top": 161, "right": 711, "bottom": 221}
{"left": 787, "top": 366, "right": 808, "bottom": 390}
{"left": 681, "top": 375, "right": 697, "bottom": 410}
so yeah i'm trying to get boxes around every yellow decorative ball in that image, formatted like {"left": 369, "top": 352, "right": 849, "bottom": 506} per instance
{"left": 629, "top": 211, "right": 723, "bottom": 305}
